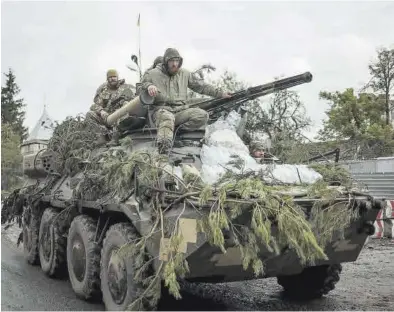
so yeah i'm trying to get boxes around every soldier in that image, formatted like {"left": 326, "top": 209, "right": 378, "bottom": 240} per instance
{"left": 136, "top": 56, "right": 164, "bottom": 96}
{"left": 86, "top": 69, "right": 135, "bottom": 146}
{"left": 142, "top": 56, "right": 163, "bottom": 78}
{"left": 140, "top": 48, "right": 231, "bottom": 154}
{"left": 249, "top": 140, "right": 266, "bottom": 159}
{"left": 150, "top": 56, "right": 163, "bottom": 70}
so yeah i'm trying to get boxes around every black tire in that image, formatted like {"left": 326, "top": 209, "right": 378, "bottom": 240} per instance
{"left": 67, "top": 215, "right": 102, "bottom": 300}
{"left": 277, "top": 264, "right": 342, "bottom": 300}
{"left": 38, "top": 207, "right": 67, "bottom": 278}
{"left": 100, "top": 223, "right": 160, "bottom": 311}
{"left": 22, "top": 207, "right": 40, "bottom": 265}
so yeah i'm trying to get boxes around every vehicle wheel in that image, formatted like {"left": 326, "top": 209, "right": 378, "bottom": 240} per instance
{"left": 22, "top": 207, "right": 40, "bottom": 265}
{"left": 38, "top": 207, "right": 67, "bottom": 278}
{"left": 67, "top": 215, "right": 102, "bottom": 300}
{"left": 101, "top": 223, "right": 160, "bottom": 311}
{"left": 277, "top": 264, "right": 342, "bottom": 300}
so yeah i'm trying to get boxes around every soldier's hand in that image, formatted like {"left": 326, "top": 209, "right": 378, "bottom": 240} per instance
{"left": 148, "top": 85, "right": 158, "bottom": 97}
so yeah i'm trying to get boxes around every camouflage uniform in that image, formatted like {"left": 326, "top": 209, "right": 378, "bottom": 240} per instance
{"left": 140, "top": 48, "right": 225, "bottom": 153}
{"left": 86, "top": 69, "right": 135, "bottom": 146}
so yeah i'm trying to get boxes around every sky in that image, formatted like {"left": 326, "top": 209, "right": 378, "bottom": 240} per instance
{"left": 1, "top": 0, "right": 394, "bottom": 140}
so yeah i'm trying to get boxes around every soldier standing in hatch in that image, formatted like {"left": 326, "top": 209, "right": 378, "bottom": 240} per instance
{"left": 87, "top": 69, "right": 135, "bottom": 146}
{"left": 140, "top": 48, "right": 231, "bottom": 154}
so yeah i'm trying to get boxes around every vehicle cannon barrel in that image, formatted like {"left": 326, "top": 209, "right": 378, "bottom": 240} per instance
{"left": 196, "top": 71, "right": 312, "bottom": 112}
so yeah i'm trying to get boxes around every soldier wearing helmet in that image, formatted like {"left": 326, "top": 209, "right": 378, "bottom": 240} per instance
{"left": 140, "top": 48, "right": 231, "bottom": 154}
{"left": 136, "top": 56, "right": 164, "bottom": 96}
{"left": 151, "top": 56, "right": 163, "bottom": 70}
{"left": 87, "top": 69, "right": 135, "bottom": 146}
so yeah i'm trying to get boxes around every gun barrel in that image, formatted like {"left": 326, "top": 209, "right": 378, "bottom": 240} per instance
{"left": 106, "top": 96, "right": 143, "bottom": 126}
{"left": 196, "top": 71, "right": 313, "bottom": 111}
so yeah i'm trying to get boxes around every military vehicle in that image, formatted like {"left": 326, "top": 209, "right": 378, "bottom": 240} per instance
{"left": 1, "top": 71, "right": 385, "bottom": 311}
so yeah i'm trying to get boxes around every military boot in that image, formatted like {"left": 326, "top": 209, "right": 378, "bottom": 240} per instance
{"left": 107, "top": 129, "right": 121, "bottom": 147}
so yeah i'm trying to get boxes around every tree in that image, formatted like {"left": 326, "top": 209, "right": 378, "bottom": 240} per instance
{"left": 188, "top": 64, "right": 217, "bottom": 99}
{"left": 366, "top": 48, "right": 394, "bottom": 125}
{"left": 1, "top": 68, "right": 28, "bottom": 141}
{"left": 1, "top": 123, "right": 24, "bottom": 192}
{"left": 247, "top": 89, "right": 311, "bottom": 140}
{"left": 317, "top": 88, "right": 388, "bottom": 140}
{"left": 316, "top": 88, "right": 394, "bottom": 158}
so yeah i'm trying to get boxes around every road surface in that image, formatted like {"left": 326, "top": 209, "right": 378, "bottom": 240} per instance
{"left": 2, "top": 223, "right": 393, "bottom": 311}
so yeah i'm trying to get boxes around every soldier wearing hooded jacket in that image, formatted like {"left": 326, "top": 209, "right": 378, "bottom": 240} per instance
{"left": 150, "top": 56, "right": 164, "bottom": 71}
{"left": 136, "top": 56, "right": 164, "bottom": 96}
{"left": 140, "top": 48, "right": 231, "bottom": 153}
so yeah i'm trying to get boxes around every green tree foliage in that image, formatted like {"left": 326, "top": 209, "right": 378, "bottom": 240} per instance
{"left": 1, "top": 123, "right": 24, "bottom": 192}
{"left": 187, "top": 64, "right": 217, "bottom": 99}
{"left": 366, "top": 47, "right": 394, "bottom": 126}
{"left": 1, "top": 68, "right": 28, "bottom": 141}
{"left": 247, "top": 88, "right": 311, "bottom": 140}
{"left": 317, "top": 88, "right": 394, "bottom": 157}
{"left": 213, "top": 69, "right": 247, "bottom": 95}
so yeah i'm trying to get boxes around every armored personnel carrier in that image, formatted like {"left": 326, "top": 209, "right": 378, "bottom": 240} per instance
{"left": 1, "top": 72, "right": 385, "bottom": 311}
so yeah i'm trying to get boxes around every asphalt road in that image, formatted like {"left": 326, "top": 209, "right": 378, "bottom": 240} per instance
{"left": 1, "top": 235, "right": 104, "bottom": 311}
{"left": 2, "top": 224, "right": 393, "bottom": 311}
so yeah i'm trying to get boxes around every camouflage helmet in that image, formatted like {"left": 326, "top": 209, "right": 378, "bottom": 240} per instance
{"left": 163, "top": 48, "right": 183, "bottom": 69}
{"left": 249, "top": 139, "right": 266, "bottom": 153}
{"left": 106, "top": 69, "right": 118, "bottom": 78}
{"left": 153, "top": 56, "right": 163, "bottom": 68}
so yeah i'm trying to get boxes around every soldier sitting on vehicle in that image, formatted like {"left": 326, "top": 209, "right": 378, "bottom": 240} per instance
{"left": 136, "top": 56, "right": 164, "bottom": 96}
{"left": 86, "top": 69, "right": 135, "bottom": 146}
{"left": 149, "top": 56, "right": 163, "bottom": 71}
{"left": 140, "top": 47, "right": 231, "bottom": 154}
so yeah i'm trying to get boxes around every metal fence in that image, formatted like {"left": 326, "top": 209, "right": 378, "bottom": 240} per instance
{"left": 340, "top": 157, "right": 394, "bottom": 199}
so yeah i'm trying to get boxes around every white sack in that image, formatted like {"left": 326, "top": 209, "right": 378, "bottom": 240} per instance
{"left": 200, "top": 111, "right": 322, "bottom": 185}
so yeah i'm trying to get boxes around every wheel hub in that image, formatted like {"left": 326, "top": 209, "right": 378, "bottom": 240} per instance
{"left": 71, "top": 235, "right": 86, "bottom": 282}
{"left": 41, "top": 225, "right": 52, "bottom": 261}
{"left": 107, "top": 251, "right": 127, "bottom": 305}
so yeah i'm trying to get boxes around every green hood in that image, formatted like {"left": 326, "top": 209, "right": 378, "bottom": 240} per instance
{"left": 163, "top": 48, "right": 183, "bottom": 74}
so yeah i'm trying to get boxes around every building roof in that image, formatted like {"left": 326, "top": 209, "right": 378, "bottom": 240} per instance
{"left": 25, "top": 106, "right": 54, "bottom": 142}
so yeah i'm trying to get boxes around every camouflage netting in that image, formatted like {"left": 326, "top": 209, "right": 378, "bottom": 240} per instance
{"left": 46, "top": 114, "right": 108, "bottom": 173}
{"left": 5, "top": 116, "right": 364, "bottom": 310}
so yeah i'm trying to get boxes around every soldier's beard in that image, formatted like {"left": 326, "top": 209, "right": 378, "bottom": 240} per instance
{"left": 108, "top": 80, "right": 118, "bottom": 88}
{"left": 168, "top": 65, "right": 179, "bottom": 75}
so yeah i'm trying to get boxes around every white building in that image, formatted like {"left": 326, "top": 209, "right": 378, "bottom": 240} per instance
{"left": 20, "top": 106, "right": 54, "bottom": 156}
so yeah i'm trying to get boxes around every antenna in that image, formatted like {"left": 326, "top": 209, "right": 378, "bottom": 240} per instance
{"left": 137, "top": 13, "right": 142, "bottom": 79}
